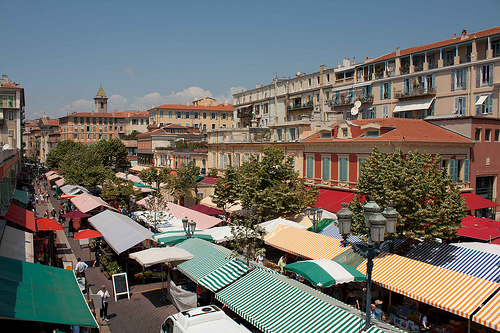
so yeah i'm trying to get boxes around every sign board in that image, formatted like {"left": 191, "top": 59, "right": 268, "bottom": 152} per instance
{"left": 89, "top": 294, "right": 102, "bottom": 309}
{"left": 63, "top": 260, "right": 73, "bottom": 270}
{"left": 112, "top": 272, "right": 130, "bottom": 302}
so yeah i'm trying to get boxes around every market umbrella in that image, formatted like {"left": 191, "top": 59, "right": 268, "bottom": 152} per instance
{"left": 37, "top": 218, "right": 64, "bottom": 231}
{"left": 153, "top": 230, "right": 214, "bottom": 246}
{"left": 61, "top": 210, "right": 91, "bottom": 219}
{"left": 74, "top": 229, "right": 102, "bottom": 240}
{"left": 284, "top": 259, "right": 365, "bottom": 288}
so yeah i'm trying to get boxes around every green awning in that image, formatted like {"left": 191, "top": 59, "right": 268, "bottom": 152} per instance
{"left": 216, "top": 268, "right": 386, "bottom": 333}
{"left": 133, "top": 182, "right": 155, "bottom": 189}
{"left": 195, "top": 176, "right": 203, "bottom": 182}
{"left": 153, "top": 230, "right": 214, "bottom": 246}
{"left": 0, "top": 256, "right": 98, "bottom": 327}
{"left": 175, "top": 238, "right": 234, "bottom": 283}
{"left": 307, "top": 218, "right": 334, "bottom": 233}
{"left": 198, "top": 260, "right": 249, "bottom": 292}
{"left": 13, "top": 189, "right": 29, "bottom": 204}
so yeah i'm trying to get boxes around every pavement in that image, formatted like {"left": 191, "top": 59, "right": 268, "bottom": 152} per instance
{"left": 35, "top": 182, "right": 178, "bottom": 333}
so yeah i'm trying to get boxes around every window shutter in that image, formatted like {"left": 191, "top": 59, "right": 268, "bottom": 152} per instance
{"left": 476, "top": 66, "right": 480, "bottom": 87}
{"left": 488, "top": 93, "right": 493, "bottom": 114}
{"left": 372, "top": 106, "right": 377, "bottom": 118}
{"left": 462, "top": 69, "right": 467, "bottom": 90}
{"left": 340, "top": 158, "right": 348, "bottom": 182}
{"left": 464, "top": 159, "right": 470, "bottom": 183}
{"left": 322, "top": 157, "right": 330, "bottom": 180}
{"left": 380, "top": 83, "right": 384, "bottom": 100}
{"left": 273, "top": 130, "right": 277, "bottom": 141}
{"left": 462, "top": 97, "right": 466, "bottom": 115}
{"left": 307, "top": 156, "right": 314, "bottom": 178}
{"left": 388, "top": 81, "right": 391, "bottom": 99}
{"left": 454, "top": 97, "right": 458, "bottom": 113}
{"left": 476, "top": 95, "right": 480, "bottom": 115}
{"left": 450, "top": 159, "right": 458, "bottom": 183}
{"left": 451, "top": 70, "right": 455, "bottom": 91}
{"left": 285, "top": 128, "right": 291, "bottom": 141}
{"left": 489, "top": 64, "right": 494, "bottom": 85}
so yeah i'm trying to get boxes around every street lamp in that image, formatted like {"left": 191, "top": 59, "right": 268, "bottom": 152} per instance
{"left": 129, "top": 194, "right": 136, "bottom": 214}
{"left": 337, "top": 197, "right": 398, "bottom": 331}
{"left": 306, "top": 206, "right": 323, "bottom": 233}
{"left": 182, "top": 217, "right": 196, "bottom": 238}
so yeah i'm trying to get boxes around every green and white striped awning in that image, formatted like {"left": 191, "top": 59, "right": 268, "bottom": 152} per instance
{"left": 199, "top": 260, "right": 249, "bottom": 292}
{"left": 175, "top": 238, "right": 234, "bottom": 283}
{"left": 216, "top": 268, "right": 386, "bottom": 333}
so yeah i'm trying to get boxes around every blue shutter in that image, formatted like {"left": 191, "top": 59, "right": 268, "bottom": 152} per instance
{"left": 322, "top": 157, "right": 330, "bottom": 180}
{"left": 489, "top": 64, "right": 494, "bottom": 85}
{"left": 451, "top": 70, "right": 455, "bottom": 91}
{"left": 380, "top": 83, "right": 384, "bottom": 100}
{"left": 464, "top": 159, "right": 470, "bottom": 183}
{"left": 340, "top": 158, "right": 348, "bottom": 182}
{"left": 488, "top": 93, "right": 493, "bottom": 114}
{"left": 307, "top": 156, "right": 314, "bottom": 178}
{"left": 476, "top": 66, "right": 480, "bottom": 87}
{"left": 388, "top": 81, "right": 392, "bottom": 99}
{"left": 476, "top": 95, "right": 480, "bottom": 115}
{"left": 462, "top": 97, "right": 466, "bottom": 115}
{"left": 372, "top": 106, "right": 377, "bottom": 118}
{"left": 462, "top": 69, "right": 467, "bottom": 90}
{"left": 450, "top": 159, "right": 458, "bottom": 183}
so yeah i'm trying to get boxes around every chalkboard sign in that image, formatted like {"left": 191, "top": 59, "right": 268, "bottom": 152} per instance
{"left": 112, "top": 272, "right": 130, "bottom": 301}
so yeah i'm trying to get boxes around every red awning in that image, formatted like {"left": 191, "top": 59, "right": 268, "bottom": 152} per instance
{"left": 36, "top": 218, "right": 63, "bottom": 231}
{"left": 315, "top": 189, "right": 356, "bottom": 213}
{"left": 4, "top": 203, "right": 36, "bottom": 232}
{"left": 188, "top": 204, "right": 223, "bottom": 216}
{"left": 461, "top": 193, "right": 500, "bottom": 211}
{"left": 456, "top": 226, "right": 500, "bottom": 241}
{"left": 461, "top": 215, "right": 500, "bottom": 230}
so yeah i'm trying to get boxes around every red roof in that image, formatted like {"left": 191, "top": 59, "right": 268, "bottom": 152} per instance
{"left": 315, "top": 188, "right": 356, "bottom": 213}
{"left": 199, "top": 177, "right": 218, "bottom": 185}
{"left": 456, "top": 226, "right": 500, "bottom": 241}
{"left": 153, "top": 104, "right": 233, "bottom": 111}
{"left": 188, "top": 204, "right": 223, "bottom": 216}
{"left": 4, "top": 203, "right": 36, "bottom": 232}
{"left": 304, "top": 118, "right": 474, "bottom": 144}
{"left": 461, "top": 193, "right": 500, "bottom": 211}
{"left": 373, "top": 26, "right": 500, "bottom": 62}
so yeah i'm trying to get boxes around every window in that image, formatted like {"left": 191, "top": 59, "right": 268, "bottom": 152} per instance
{"left": 454, "top": 97, "right": 467, "bottom": 115}
{"left": 403, "top": 78, "right": 412, "bottom": 94}
{"left": 202, "top": 124, "right": 207, "bottom": 131}
{"left": 211, "top": 124, "right": 216, "bottom": 129}
{"left": 380, "top": 82, "right": 391, "bottom": 99}
{"left": 322, "top": 156, "right": 330, "bottom": 180}
{"left": 326, "top": 74, "right": 330, "bottom": 82}
{"left": 275, "top": 128, "right": 284, "bottom": 142}
{"left": 477, "top": 64, "right": 493, "bottom": 87}
{"left": 476, "top": 94, "right": 493, "bottom": 114}
{"left": 451, "top": 69, "right": 467, "bottom": 90}
{"left": 358, "top": 158, "right": 366, "bottom": 178}
{"left": 7, "top": 111, "right": 15, "bottom": 120}
{"left": 426, "top": 74, "right": 435, "bottom": 89}
{"left": 211, "top": 113, "right": 217, "bottom": 120}
{"left": 485, "top": 129, "right": 492, "bottom": 141}
{"left": 475, "top": 129, "right": 481, "bottom": 141}
{"left": 168, "top": 111, "right": 173, "bottom": 118}
{"left": 193, "top": 112, "right": 199, "bottom": 119}
{"left": 463, "top": 159, "right": 470, "bottom": 183}
{"left": 287, "top": 127, "right": 298, "bottom": 141}
{"left": 212, "top": 153, "right": 217, "bottom": 168}
{"left": 495, "top": 130, "right": 499, "bottom": 142}
{"left": 382, "top": 105, "right": 389, "bottom": 118}
{"left": 339, "top": 157, "right": 348, "bottom": 182}
{"left": 365, "top": 107, "right": 376, "bottom": 119}
{"left": 449, "top": 159, "right": 459, "bottom": 183}
{"left": 221, "top": 113, "right": 228, "bottom": 120}
{"left": 175, "top": 112, "right": 181, "bottom": 118}
{"left": 159, "top": 110, "right": 164, "bottom": 117}
{"left": 306, "top": 156, "right": 314, "bottom": 178}
{"left": 203, "top": 112, "right": 207, "bottom": 119}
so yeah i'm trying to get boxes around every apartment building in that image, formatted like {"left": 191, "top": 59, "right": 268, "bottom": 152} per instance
{"left": 0, "top": 75, "right": 25, "bottom": 150}
{"left": 37, "top": 116, "right": 60, "bottom": 163}
{"left": 59, "top": 112, "right": 125, "bottom": 144}
{"left": 233, "top": 26, "right": 500, "bottom": 127}
{"left": 22, "top": 122, "right": 39, "bottom": 158}
{"left": 148, "top": 100, "right": 234, "bottom": 132}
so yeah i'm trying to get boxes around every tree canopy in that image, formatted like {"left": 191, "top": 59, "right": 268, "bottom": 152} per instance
{"left": 227, "top": 214, "right": 266, "bottom": 265}
{"left": 59, "top": 148, "right": 109, "bottom": 193}
{"left": 123, "top": 130, "right": 141, "bottom": 140}
{"left": 349, "top": 148, "right": 466, "bottom": 241}
{"left": 90, "top": 139, "right": 130, "bottom": 171}
{"left": 212, "top": 146, "right": 318, "bottom": 219}
{"left": 101, "top": 174, "right": 140, "bottom": 210}
{"left": 172, "top": 160, "right": 201, "bottom": 202}
{"left": 45, "top": 140, "right": 85, "bottom": 170}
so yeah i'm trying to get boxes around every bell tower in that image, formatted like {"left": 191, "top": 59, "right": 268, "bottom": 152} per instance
{"left": 94, "top": 86, "right": 108, "bottom": 113}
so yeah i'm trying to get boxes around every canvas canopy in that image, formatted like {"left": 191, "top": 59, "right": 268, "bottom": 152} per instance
{"left": 204, "top": 226, "right": 234, "bottom": 243}
{"left": 129, "top": 247, "right": 193, "bottom": 267}
{"left": 0, "top": 225, "right": 34, "bottom": 262}
{"left": 60, "top": 185, "right": 89, "bottom": 196}
{"left": 153, "top": 230, "right": 214, "bottom": 246}
{"left": 258, "top": 217, "right": 307, "bottom": 235}
{"left": 89, "top": 210, "right": 153, "bottom": 254}
{"left": 0, "top": 256, "right": 97, "bottom": 327}
{"left": 71, "top": 193, "right": 116, "bottom": 213}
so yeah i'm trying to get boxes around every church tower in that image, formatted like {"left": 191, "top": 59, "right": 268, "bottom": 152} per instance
{"left": 94, "top": 86, "right": 108, "bottom": 113}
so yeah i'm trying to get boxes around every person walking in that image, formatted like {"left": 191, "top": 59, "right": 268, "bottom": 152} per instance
{"left": 97, "top": 285, "right": 110, "bottom": 322}
{"left": 75, "top": 258, "right": 88, "bottom": 278}
{"left": 374, "top": 300, "right": 383, "bottom": 320}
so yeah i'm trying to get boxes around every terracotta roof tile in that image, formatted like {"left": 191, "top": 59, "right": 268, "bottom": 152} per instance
{"left": 152, "top": 104, "right": 233, "bottom": 111}
{"left": 303, "top": 118, "right": 474, "bottom": 144}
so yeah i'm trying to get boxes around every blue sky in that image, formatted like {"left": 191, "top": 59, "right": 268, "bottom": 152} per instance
{"left": 3, "top": 0, "right": 499, "bottom": 119}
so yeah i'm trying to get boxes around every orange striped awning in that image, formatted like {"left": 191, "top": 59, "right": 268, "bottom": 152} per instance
{"left": 264, "top": 225, "right": 349, "bottom": 260}
{"left": 356, "top": 252, "right": 499, "bottom": 319}
{"left": 473, "top": 289, "right": 500, "bottom": 331}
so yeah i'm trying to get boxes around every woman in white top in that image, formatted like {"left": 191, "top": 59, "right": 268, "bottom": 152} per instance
{"left": 97, "top": 285, "right": 110, "bottom": 322}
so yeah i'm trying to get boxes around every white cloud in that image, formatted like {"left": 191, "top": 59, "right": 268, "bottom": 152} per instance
{"left": 130, "top": 87, "right": 213, "bottom": 110}
{"left": 217, "top": 86, "right": 247, "bottom": 104}
{"left": 58, "top": 99, "right": 94, "bottom": 115}
{"left": 108, "top": 94, "right": 128, "bottom": 111}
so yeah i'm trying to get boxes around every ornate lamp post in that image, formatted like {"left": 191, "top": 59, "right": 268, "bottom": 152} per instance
{"left": 182, "top": 217, "right": 197, "bottom": 238}
{"left": 337, "top": 197, "right": 398, "bottom": 331}
{"left": 306, "top": 206, "right": 323, "bottom": 233}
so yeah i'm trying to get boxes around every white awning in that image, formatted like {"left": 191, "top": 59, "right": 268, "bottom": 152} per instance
{"left": 475, "top": 95, "right": 488, "bottom": 106}
{"left": 0, "top": 225, "right": 34, "bottom": 263}
{"left": 129, "top": 247, "right": 193, "bottom": 267}
{"left": 89, "top": 210, "right": 153, "bottom": 254}
{"left": 393, "top": 97, "right": 435, "bottom": 113}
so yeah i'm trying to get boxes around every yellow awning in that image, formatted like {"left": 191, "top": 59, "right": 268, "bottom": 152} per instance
{"left": 473, "top": 290, "right": 500, "bottom": 331}
{"left": 264, "top": 225, "right": 349, "bottom": 260}
{"left": 356, "top": 252, "right": 499, "bottom": 319}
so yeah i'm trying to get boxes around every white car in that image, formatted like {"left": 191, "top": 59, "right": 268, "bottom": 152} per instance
{"left": 160, "top": 305, "right": 252, "bottom": 333}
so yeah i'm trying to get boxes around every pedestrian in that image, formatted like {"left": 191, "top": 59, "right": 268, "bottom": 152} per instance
{"left": 419, "top": 310, "right": 430, "bottom": 332}
{"left": 277, "top": 254, "right": 287, "bottom": 273}
{"left": 370, "top": 304, "right": 376, "bottom": 318}
{"left": 97, "top": 285, "right": 110, "bottom": 322}
{"left": 75, "top": 258, "right": 88, "bottom": 278}
{"left": 39, "top": 193, "right": 44, "bottom": 203}
{"left": 374, "top": 300, "right": 383, "bottom": 320}
{"left": 93, "top": 241, "right": 101, "bottom": 268}
{"left": 44, "top": 210, "right": 49, "bottom": 218}
{"left": 255, "top": 253, "right": 264, "bottom": 265}
{"left": 345, "top": 288, "right": 360, "bottom": 310}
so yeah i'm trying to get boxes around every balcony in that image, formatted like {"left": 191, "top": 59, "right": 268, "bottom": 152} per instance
{"left": 394, "top": 86, "right": 437, "bottom": 99}
{"left": 237, "top": 109, "right": 253, "bottom": 118}
{"left": 357, "top": 95, "right": 374, "bottom": 104}
{"left": 328, "top": 97, "right": 353, "bottom": 107}
{"left": 287, "top": 101, "right": 314, "bottom": 111}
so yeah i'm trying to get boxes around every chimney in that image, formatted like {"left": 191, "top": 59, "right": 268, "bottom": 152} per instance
{"left": 320, "top": 64, "right": 327, "bottom": 72}
{"left": 396, "top": 47, "right": 401, "bottom": 56}
{"left": 152, "top": 104, "right": 155, "bottom": 108}
{"left": 453, "top": 33, "right": 457, "bottom": 38}
{"left": 224, "top": 101, "right": 228, "bottom": 106}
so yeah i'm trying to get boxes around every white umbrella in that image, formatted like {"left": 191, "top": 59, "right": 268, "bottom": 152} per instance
{"left": 129, "top": 247, "right": 193, "bottom": 266}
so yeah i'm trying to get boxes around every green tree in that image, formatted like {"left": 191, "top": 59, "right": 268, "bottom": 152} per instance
{"left": 207, "top": 168, "right": 218, "bottom": 178}
{"left": 123, "top": 130, "right": 141, "bottom": 140}
{"left": 139, "top": 166, "right": 175, "bottom": 226}
{"left": 227, "top": 214, "right": 266, "bottom": 265}
{"left": 101, "top": 174, "right": 140, "bottom": 210}
{"left": 60, "top": 149, "right": 109, "bottom": 194}
{"left": 349, "top": 148, "right": 466, "bottom": 241}
{"left": 172, "top": 160, "right": 201, "bottom": 203}
{"left": 90, "top": 139, "right": 130, "bottom": 171}
{"left": 45, "top": 140, "right": 85, "bottom": 170}
{"left": 212, "top": 166, "right": 240, "bottom": 213}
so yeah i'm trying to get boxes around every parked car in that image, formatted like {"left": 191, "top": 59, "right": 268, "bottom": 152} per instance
{"left": 160, "top": 305, "right": 252, "bottom": 333}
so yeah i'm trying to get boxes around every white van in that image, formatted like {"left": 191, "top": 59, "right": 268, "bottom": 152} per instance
{"left": 160, "top": 305, "right": 252, "bottom": 333}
